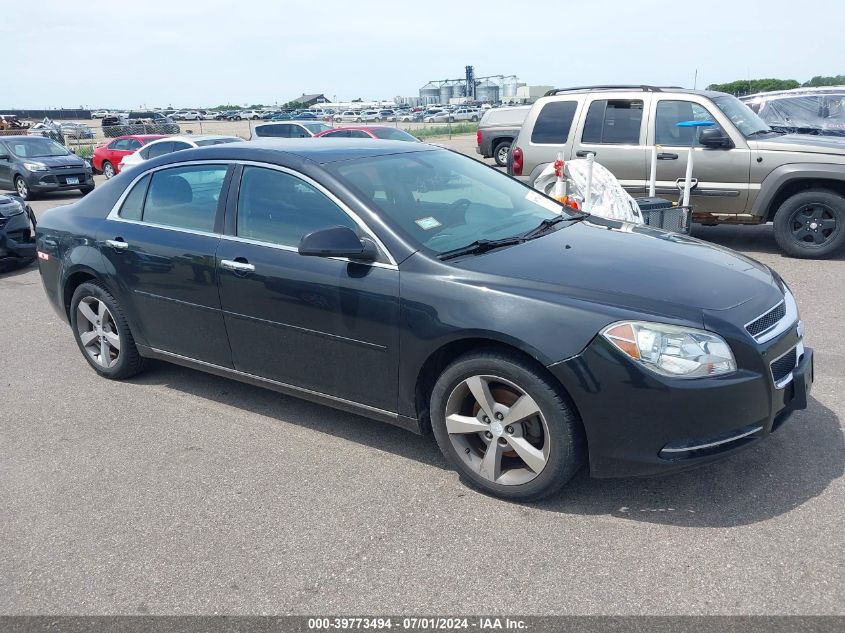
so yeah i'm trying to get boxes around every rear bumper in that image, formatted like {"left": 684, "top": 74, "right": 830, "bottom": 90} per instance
{"left": 549, "top": 333, "right": 813, "bottom": 478}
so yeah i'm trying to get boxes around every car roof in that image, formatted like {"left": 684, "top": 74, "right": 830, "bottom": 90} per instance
{"left": 148, "top": 134, "right": 240, "bottom": 144}
{"left": 153, "top": 138, "right": 438, "bottom": 167}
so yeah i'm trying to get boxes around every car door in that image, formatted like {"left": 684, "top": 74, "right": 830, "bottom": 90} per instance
{"left": 571, "top": 94, "right": 651, "bottom": 195}
{"left": 215, "top": 164, "right": 400, "bottom": 412}
{"left": 647, "top": 97, "right": 750, "bottom": 215}
{"left": 98, "top": 163, "right": 234, "bottom": 366}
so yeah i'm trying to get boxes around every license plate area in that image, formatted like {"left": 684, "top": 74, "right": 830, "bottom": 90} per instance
{"left": 65, "top": 176, "right": 79, "bottom": 185}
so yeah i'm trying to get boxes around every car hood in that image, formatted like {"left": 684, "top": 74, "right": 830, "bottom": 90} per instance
{"left": 752, "top": 133, "right": 845, "bottom": 156}
{"left": 34, "top": 155, "right": 87, "bottom": 169}
{"left": 453, "top": 219, "right": 783, "bottom": 316}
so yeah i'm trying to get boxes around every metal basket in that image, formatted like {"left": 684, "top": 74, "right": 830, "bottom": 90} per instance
{"left": 638, "top": 204, "right": 692, "bottom": 235}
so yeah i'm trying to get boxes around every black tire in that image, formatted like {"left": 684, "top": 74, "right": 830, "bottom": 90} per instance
{"left": 471, "top": 115, "right": 478, "bottom": 122}
{"left": 773, "top": 189, "right": 845, "bottom": 259}
{"left": 102, "top": 161, "right": 115, "bottom": 179}
{"left": 14, "top": 175, "right": 31, "bottom": 200}
{"left": 430, "top": 349, "right": 585, "bottom": 501}
{"left": 69, "top": 281, "right": 147, "bottom": 380}
{"left": 493, "top": 141, "right": 511, "bottom": 167}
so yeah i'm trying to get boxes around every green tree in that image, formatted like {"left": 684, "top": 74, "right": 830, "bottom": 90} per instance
{"left": 706, "top": 78, "right": 800, "bottom": 96}
{"left": 802, "top": 75, "right": 845, "bottom": 87}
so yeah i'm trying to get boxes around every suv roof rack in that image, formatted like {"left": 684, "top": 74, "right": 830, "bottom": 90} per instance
{"left": 543, "top": 85, "right": 685, "bottom": 96}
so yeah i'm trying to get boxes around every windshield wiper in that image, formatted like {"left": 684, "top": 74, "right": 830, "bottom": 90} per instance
{"left": 438, "top": 237, "right": 526, "bottom": 261}
{"left": 747, "top": 129, "right": 776, "bottom": 137}
{"left": 522, "top": 212, "right": 589, "bottom": 239}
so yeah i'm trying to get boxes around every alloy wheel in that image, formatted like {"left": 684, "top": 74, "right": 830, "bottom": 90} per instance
{"left": 103, "top": 162, "right": 115, "bottom": 179}
{"left": 496, "top": 145, "right": 510, "bottom": 165}
{"left": 444, "top": 374, "right": 550, "bottom": 485}
{"left": 790, "top": 203, "right": 839, "bottom": 247}
{"left": 76, "top": 297, "right": 121, "bottom": 369}
{"left": 15, "top": 177, "right": 28, "bottom": 198}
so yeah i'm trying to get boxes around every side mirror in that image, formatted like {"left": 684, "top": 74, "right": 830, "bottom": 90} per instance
{"left": 0, "top": 153, "right": 9, "bottom": 161}
{"left": 699, "top": 126, "right": 733, "bottom": 149}
{"left": 299, "top": 226, "right": 377, "bottom": 262}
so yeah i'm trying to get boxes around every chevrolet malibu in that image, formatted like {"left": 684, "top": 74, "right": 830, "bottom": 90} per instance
{"left": 35, "top": 140, "right": 813, "bottom": 501}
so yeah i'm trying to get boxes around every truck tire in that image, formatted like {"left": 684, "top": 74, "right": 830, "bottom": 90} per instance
{"left": 493, "top": 140, "right": 511, "bottom": 167}
{"left": 773, "top": 189, "right": 845, "bottom": 259}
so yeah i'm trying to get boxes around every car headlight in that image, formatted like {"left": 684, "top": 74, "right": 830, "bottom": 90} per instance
{"left": 23, "top": 162, "right": 48, "bottom": 172}
{"left": 601, "top": 321, "right": 736, "bottom": 379}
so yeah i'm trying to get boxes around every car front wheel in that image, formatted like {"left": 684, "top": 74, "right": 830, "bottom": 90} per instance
{"left": 14, "top": 176, "right": 31, "bottom": 200}
{"left": 430, "top": 350, "right": 584, "bottom": 501}
{"left": 70, "top": 281, "right": 147, "bottom": 379}
{"left": 773, "top": 189, "right": 845, "bottom": 258}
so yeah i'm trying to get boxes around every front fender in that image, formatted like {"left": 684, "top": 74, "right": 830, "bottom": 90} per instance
{"left": 753, "top": 162, "right": 845, "bottom": 217}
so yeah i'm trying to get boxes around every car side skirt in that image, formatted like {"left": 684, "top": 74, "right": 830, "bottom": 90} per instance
{"left": 139, "top": 345, "right": 421, "bottom": 433}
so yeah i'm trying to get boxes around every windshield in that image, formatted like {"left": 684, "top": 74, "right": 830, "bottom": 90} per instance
{"left": 330, "top": 149, "right": 568, "bottom": 254}
{"left": 712, "top": 95, "right": 772, "bottom": 136}
{"left": 371, "top": 128, "right": 420, "bottom": 142}
{"left": 302, "top": 122, "right": 331, "bottom": 133}
{"left": 8, "top": 137, "right": 69, "bottom": 158}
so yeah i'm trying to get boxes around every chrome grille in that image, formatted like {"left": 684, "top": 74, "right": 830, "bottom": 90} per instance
{"left": 771, "top": 347, "right": 797, "bottom": 384}
{"left": 746, "top": 301, "right": 786, "bottom": 339}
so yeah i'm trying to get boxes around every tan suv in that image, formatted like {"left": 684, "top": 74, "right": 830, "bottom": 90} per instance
{"left": 510, "top": 85, "right": 845, "bottom": 258}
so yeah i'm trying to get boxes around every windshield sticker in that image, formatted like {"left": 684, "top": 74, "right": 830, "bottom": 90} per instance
{"left": 415, "top": 216, "right": 442, "bottom": 230}
{"left": 525, "top": 191, "right": 564, "bottom": 214}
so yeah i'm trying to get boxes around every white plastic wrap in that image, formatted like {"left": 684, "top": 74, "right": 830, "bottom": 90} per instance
{"left": 747, "top": 94, "right": 845, "bottom": 135}
{"left": 534, "top": 159, "right": 644, "bottom": 224}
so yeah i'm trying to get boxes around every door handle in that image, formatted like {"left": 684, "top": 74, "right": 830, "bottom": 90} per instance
{"left": 220, "top": 259, "right": 255, "bottom": 273}
{"left": 105, "top": 238, "right": 129, "bottom": 250}
{"left": 657, "top": 152, "right": 679, "bottom": 160}
{"left": 575, "top": 150, "right": 597, "bottom": 158}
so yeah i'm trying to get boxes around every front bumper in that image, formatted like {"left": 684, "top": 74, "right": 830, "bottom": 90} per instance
{"left": 0, "top": 211, "right": 36, "bottom": 265}
{"left": 549, "top": 326, "right": 813, "bottom": 478}
{"left": 27, "top": 170, "right": 94, "bottom": 192}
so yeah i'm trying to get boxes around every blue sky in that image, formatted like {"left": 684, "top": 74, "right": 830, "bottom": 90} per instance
{"left": 5, "top": 0, "right": 843, "bottom": 108}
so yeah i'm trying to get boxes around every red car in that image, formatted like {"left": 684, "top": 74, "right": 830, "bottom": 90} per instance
{"left": 92, "top": 135, "right": 166, "bottom": 179}
{"left": 314, "top": 126, "right": 420, "bottom": 142}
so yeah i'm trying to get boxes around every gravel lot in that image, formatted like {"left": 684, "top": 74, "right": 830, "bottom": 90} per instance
{"left": 1, "top": 137, "right": 843, "bottom": 615}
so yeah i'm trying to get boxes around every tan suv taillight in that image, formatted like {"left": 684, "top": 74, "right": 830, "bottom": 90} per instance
{"left": 512, "top": 146, "right": 523, "bottom": 176}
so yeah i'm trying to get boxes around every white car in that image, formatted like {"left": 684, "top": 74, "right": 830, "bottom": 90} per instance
{"left": 118, "top": 134, "right": 242, "bottom": 171}
{"left": 181, "top": 111, "right": 204, "bottom": 121}
{"left": 425, "top": 108, "right": 480, "bottom": 123}
{"left": 334, "top": 110, "right": 365, "bottom": 122}
{"left": 235, "top": 110, "right": 264, "bottom": 120}
{"left": 249, "top": 121, "right": 331, "bottom": 139}
{"left": 91, "top": 110, "right": 110, "bottom": 119}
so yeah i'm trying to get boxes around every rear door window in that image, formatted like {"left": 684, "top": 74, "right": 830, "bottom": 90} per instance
{"left": 118, "top": 174, "right": 150, "bottom": 221}
{"left": 530, "top": 100, "right": 578, "bottom": 144}
{"left": 582, "top": 99, "right": 644, "bottom": 144}
{"left": 144, "top": 142, "right": 173, "bottom": 159}
{"left": 141, "top": 165, "right": 228, "bottom": 232}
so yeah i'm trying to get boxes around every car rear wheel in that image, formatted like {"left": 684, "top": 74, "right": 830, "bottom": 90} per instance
{"left": 773, "top": 189, "right": 845, "bottom": 258}
{"left": 430, "top": 350, "right": 584, "bottom": 501}
{"left": 70, "top": 281, "right": 147, "bottom": 379}
{"left": 493, "top": 141, "right": 511, "bottom": 167}
{"left": 102, "top": 161, "right": 115, "bottom": 179}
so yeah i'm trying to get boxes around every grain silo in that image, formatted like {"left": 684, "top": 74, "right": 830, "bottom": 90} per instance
{"left": 475, "top": 80, "right": 500, "bottom": 104}
{"left": 439, "top": 83, "right": 454, "bottom": 105}
{"left": 420, "top": 82, "right": 441, "bottom": 105}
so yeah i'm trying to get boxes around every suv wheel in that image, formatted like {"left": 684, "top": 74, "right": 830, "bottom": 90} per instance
{"left": 14, "top": 176, "right": 31, "bottom": 200}
{"left": 70, "top": 281, "right": 147, "bottom": 379}
{"left": 430, "top": 350, "right": 584, "bottom": 501}
{"left": 773, "top": 189, "right": 845, "bottom": 258}
{"left": 493, "top": 141, "right": 511, "bottom": 167}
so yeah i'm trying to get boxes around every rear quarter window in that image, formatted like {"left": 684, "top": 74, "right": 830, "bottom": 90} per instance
{"left": 530, "top": 101, "right": 578, "bottom": 144}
